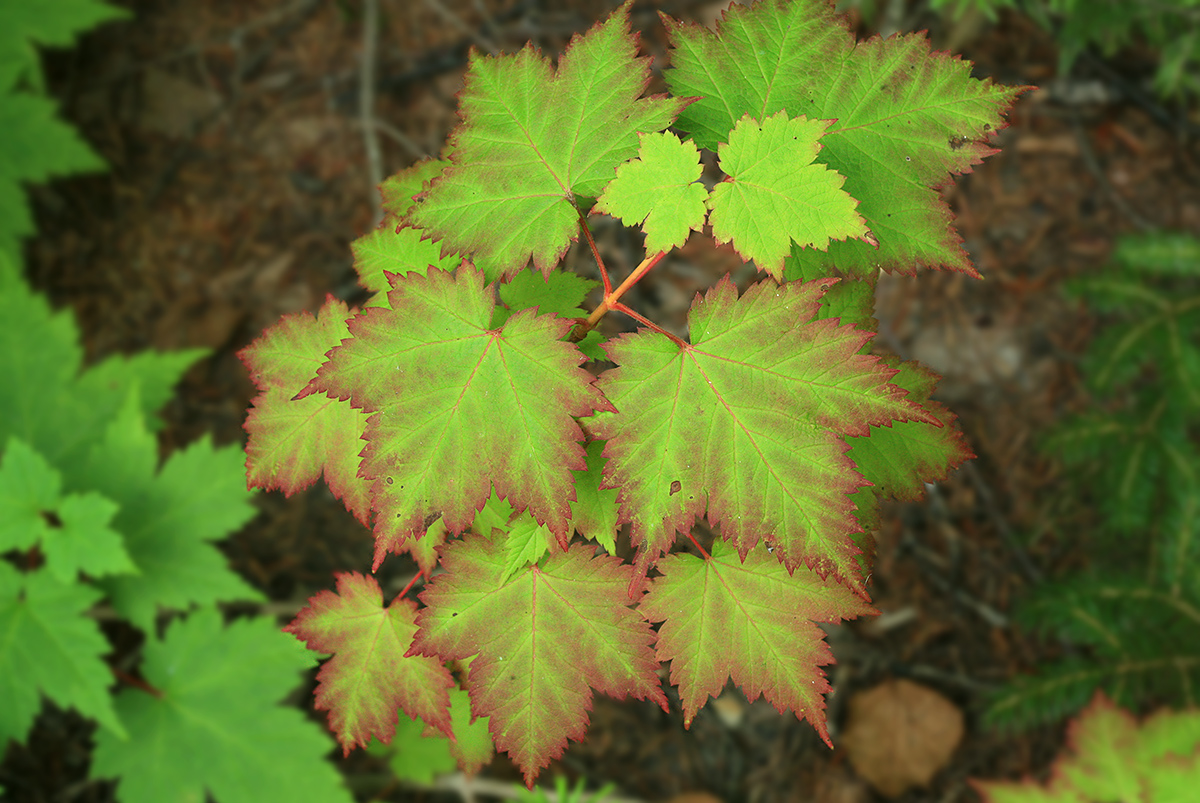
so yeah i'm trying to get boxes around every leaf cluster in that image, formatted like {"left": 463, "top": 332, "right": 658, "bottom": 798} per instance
{"left": 986, "top": 232, "right": 1200, "bottom": 731}
{"left": 243, "top": 0, "right": 1025, "bottom": 785}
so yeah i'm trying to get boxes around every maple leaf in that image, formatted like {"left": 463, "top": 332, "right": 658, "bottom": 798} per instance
{"left": 0, "top": 562, "right": 126, "bottom": 745}
{"left": 0, "top": 260, "right": 205, "bottom": 471}
{"left": 498, "top": 267, "right": 598, "bottom": 323}
{"left": 91, "top": 608, "right": 353, "bottom": 803}
{"left": 353, "top": 159, "right": 460, "bottom": 303}
{"left": 308, "top": 267, "right": 610, "bottom": 563}
{"left": 408, "top": 0, "right": 685, "bottom": 278}
{"left": 0, "top": 437, "right": 136, "bottom": 582}
{"left": 410, "top": 536, "right": 665, "bottom": 785}
{"left": 285, "top": 571, "right": 455, "bottom": 754}
{"left": 77, "top": 392, "right": 262, "bottom": 631}
{"left": 589, "top": 276, "right": 936, "bottom": 590}
{"left": 641, "top": 541, "right": 875, "bottom": 742}
{"left": 595, "top": 131, "right": 709, "bottom": 254}
{"left": 240, "top": 296, "right": 372, "bottom": 523}
{"left": 372, "top": 687, "right": 495, "bottom": 781}
{"left": 663, "top": 0, "right": 1028, "bottom": 278}
{"left": 0, "top": 1, "right": 128, "bottom": 90}
{"left": 569, "top": 440, "right": 619, "bottom": 554}
{"left": 708, "top": 112, "right": 869, "bottom": 278}
{"left": 845, "top": 359, "right": 973, "bottom": 501}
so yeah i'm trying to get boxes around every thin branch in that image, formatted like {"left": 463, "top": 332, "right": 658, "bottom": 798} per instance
{"left": 574, "top": 250, "right": 666, "bottom": 335}
{"left": 612, "top": 301, "right": 687, "bottom": 347}
{"left": 371, "top": 118, "right": 429, "bottom": 161}
{"left": 577, "top": 210, "right": 611, "bottom": 293}
{"left": 423, "top": 0, "right": 500, "bottom": 54}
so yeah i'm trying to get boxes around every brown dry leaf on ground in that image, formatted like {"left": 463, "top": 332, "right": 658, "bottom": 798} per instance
{"left": 839, "top": 678, "right": 965, "bottom": 797}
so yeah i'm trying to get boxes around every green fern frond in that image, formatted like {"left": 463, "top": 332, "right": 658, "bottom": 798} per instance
{"left": 1114, "top": 232, "right": 1200, "bottom": 279}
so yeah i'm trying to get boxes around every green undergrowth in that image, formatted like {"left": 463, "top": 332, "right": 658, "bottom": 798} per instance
{"left": 986, "top": 232, "right": 1200, "bottom": 730}
{"left": 0, "top": 5, "right": 358, "bottom": 801}
{"left": 927, "top": 0, "right": 1200, "bottom": 99}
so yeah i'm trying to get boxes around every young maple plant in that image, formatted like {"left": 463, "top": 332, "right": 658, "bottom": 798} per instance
{"left": 240, "top": 0, "right": 1026, "bottom": 784}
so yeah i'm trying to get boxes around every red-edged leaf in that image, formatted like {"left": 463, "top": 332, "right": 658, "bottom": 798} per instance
{"left": 410, "top": 536, "right": 665, "bottom": 785}
{"left": 640, "top": 540, "right": 876, "bottom": 743}
{"left": 240, "top": 296, "right": 371, "bottom": 523}
{"left": 285, "top": 572, "right": 455, "bottom": 754}
{"left": 589, "top": 277, "right": 935, "bottom": 591}
{"left": 846, "top": 359, "right": 974, "bottom": 500}
{"left": 308, "top": 267, "right": 609, "bottom": 567}
{"left": 409, "top": 1, "right": 685, "bottom": 278}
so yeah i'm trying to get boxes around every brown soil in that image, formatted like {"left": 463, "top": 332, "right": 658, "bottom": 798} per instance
{"left": 5, "top": 1, "right": 1200, "bottom": 801}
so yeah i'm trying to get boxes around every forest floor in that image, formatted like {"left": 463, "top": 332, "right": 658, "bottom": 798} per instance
{"left": 5, "top": 0, "right": 1200, "bottom": 802}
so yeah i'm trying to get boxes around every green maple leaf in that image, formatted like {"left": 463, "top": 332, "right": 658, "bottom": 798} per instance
{"left": 845, "top": 359, "right": 973, "bottom": 501}
{"left": 308, "top": 267, "right": 609, "bottom": 563}
{"left": 708, "top": 112, "right": 869, "bottom": 278}
{"left": 410, "top": 536, "right": 665, "bottom": 785}
{"left": 569, "top": 440, "right": 619, "bottom": 554}
{"left": 372, "top": 687, "right": 494, "bottom": 782}
{"left": 91, "top": 607, "right": 353, "bottom": 803}
{"left": 498, "top": 267, "right": 598, "bottom": 324}
{"left": 500, "top": 512, "right": 556, "bottom": 583}
{"left": 0, "top": 0, "right": 128, "bottom": 90}
{"left": 0, "top": 562, "right": 125, "bottom": 745}
{"left": 640, "top": 541, "right": 875, "bottom": 742}
{"left": 0, "top": 260, "right": 205, "bottom": 469}
{"left": 240, "top": 296, "right": 372, "bottom": 524}
{"left": 0, "top": 91, "right": 107, "bottom": 262}
{"left": 77, "top": 392, "right": 262, "bottom": 631}
{"left": 285, "top": 571, "right": 455, "bottom": 753}
{"left": 589, "top": 277, "right": 935, "bottom": 589}
{"left": 354, "top": 158, "right": 461, "bottom": 304}
{"left": 408, "top": 1, "right": 685, "bottom": 278}
{"left": 595, "top": 131, "right": 709, "bottom": 254}
{"left": 379, "top": 158, "right": 449, "bottom": 220}
{"left": 0, "top": 437, "right": 135, "bottom": 582}
{"left": 664, "top": 0, "right": 1028, "bottom": 278}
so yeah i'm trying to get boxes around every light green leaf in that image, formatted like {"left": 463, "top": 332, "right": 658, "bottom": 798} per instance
{"left": 708, "top": 112, "right": 868, "bottom": 278}
{"left": 595, "top": 131, "right": 709, "bottom": 253}
{"left": 590, "top": 277, "right": 934, "bottom": 588}
{"left": 500, "top": 511, "right": 555, "bottom": 583}
{"left": 241, "top": 297, "right": 373, "bottom": 526}
{"left": 81, "top": 393, "right": 262, "bottom": 631}
{"left": 498, "top": 267, "right": 598, "bottom": 321}
{"left": 640, "top": 541, "right": 875, "bottom": 742}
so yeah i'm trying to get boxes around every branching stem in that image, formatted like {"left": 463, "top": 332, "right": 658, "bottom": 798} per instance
{"left": 570, "top": 250, "right": 680, "bottom": 345}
